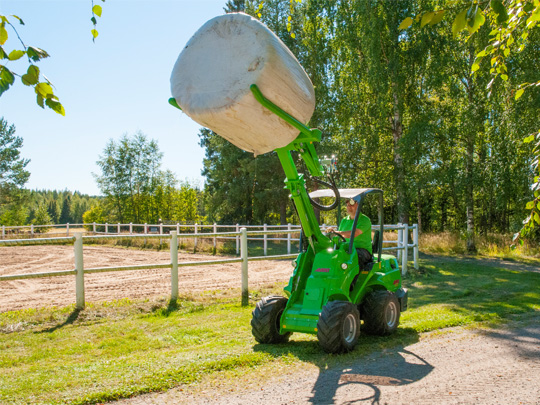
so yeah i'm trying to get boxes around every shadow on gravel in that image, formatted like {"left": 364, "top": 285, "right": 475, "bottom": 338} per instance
{"left": 478, "top": 313, "right": 540, "bottom": 360}
{"left": 254, "top": 327, "right": 432, "bottom": 404}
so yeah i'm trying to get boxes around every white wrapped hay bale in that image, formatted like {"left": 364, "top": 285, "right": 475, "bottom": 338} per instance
{"left": 170, "top": 12, "right": 315, "bottom": 155}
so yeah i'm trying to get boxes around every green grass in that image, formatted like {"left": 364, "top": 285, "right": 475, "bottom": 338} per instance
{"left": 1, "top": 255, "right": 539, "bottom": 404}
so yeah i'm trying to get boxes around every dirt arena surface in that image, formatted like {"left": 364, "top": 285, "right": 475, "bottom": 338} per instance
{"left": 0, "top": 245, "right": 292, "bottom": 312}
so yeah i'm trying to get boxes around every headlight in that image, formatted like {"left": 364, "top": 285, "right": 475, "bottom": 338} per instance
{"left": 341, "top": 263, "right": 348, "bottom": 270}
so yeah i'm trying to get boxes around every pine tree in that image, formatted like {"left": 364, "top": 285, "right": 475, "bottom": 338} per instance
{"left": 59, "top": 195, "right": 72, "bottom": 224}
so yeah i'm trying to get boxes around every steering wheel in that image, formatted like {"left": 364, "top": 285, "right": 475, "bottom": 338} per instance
{"left": 326, "top": 231, "right": 346, "bottom": 243}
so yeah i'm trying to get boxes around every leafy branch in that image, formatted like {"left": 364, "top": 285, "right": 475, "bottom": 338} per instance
{"left": 0, "top": 14, "right": 65, "bottom": 115}
{"left": 91, "top": 0, "right": 106, "bottom": 41}
{"left": 399, "top": 0, "right": 540, "bottom": 244}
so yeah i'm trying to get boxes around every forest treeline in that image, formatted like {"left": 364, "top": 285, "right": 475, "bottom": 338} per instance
{"left": 200, "top": 0, "right": 539, "bottom": 245}
{"left": 1, "top": 0, "right": 538, "bottom": 247}
{"left": 0, "top": 118, "right": 203, "bottom": 227}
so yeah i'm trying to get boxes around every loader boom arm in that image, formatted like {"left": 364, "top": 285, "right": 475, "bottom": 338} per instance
{"left": 250, "top": 85, "right": 331, "bottom": 251}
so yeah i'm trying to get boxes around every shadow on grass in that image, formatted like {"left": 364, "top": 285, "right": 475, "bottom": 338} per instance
{"left": 405, "top": 255, "right": 540, "bottom": 322}
{"left": 39, "top": 308, "right": 82, "bottom": 333}
{"left": 151, "top": 299, "right": 184, "bottom": 317}
{"left": 254, "top": 327, "right": 429, "bottom": 404}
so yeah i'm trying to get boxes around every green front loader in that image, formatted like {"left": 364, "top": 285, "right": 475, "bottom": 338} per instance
{"left": 169, "top": 83, "right": 408, "bottom": 353}
{"left": 248, "top": 85, "right": 408, "bottom": 354}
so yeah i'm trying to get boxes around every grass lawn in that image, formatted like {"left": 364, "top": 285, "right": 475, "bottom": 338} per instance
{"left": 1, "top": 254, "right": 539, "bottom": 404}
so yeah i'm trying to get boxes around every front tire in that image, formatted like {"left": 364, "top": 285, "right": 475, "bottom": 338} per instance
{"left": 361, "top": 290, "right": 400, "bottom": 336}
{"left": 317, "top": 301, "right": 360, "bottom": 354}
{"left": 251, "top": 296, "right": 291, "bottom": 344}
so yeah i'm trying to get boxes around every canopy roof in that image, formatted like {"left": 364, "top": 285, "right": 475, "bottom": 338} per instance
{"left": 309, "top": 188, "right": 382, "bottom": 201}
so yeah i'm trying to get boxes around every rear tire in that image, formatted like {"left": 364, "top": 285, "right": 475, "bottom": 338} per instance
{"left": 361, "top": 290, "right": 400, "bottom": 336}
{"left": 251, "top": 296, "right": 291, "bottom": 344}
{"left": 317, "top": 301, "right": 360, "bottom": 354}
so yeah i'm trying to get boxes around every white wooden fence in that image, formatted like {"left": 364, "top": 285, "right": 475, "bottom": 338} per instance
{"left": 0, "top": 224, "right": 419, "bottom": 310}
{"left": 1, "top": 222, "right": 418, "bottom": 264}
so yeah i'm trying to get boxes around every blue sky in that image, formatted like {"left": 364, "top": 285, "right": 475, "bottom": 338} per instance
{"left": 0, "top": 0, "right": 227, "bottom": 195}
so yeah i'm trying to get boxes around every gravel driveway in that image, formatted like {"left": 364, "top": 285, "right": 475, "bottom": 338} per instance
{"left": 118, "top": 313, "right": 540, "bottom": 405}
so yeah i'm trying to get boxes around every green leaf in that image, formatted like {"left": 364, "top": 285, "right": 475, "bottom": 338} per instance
{"left": 491, "top": 0, "right": 509, "bottom": 24}
{"left": 398, "top": 17, "right": 413, "bottom": 30}
{"left": 27, "top": 46, "right": 50, "bottom": 61}
{"left": 526, "top": 201, "right": 535, "bottom": 209}
{"left": 45, "top": 98, "right": 65, "bottom": 116}
{"left": 21, "top": 64, "right": 39, "bottom": 86}
{"left": 429, "top": 11, "right": 446, "bottom": 25}
{"left": 471, "top": 63, "right": 480, "bottom": 72}
{"left": 0, "top": 65, "right": 15, "bottom": 96}
{"left": 8, "top": 49, "right": 25, "bottom": 61}
{"left": 0, "top": 46, "right": 7, "bottom": 59}
{"left": 35, "top": 82, "right": 53, "bottom": 98}
{"left": 92, "top": 5, "right": 102, "bottom": 17}
{"left": 527, "top": 12, "right": 540, "bottom": 24}
{"left": 91, "top": 16, "right": 97, "bottom": 25}
{"left": 501, "top": 74, "right": 508, "bottom": 81}
{"left": 452, "top": 10, "right": 467, "bottom": 38}
{"left": 91, "top": 29, "right": 99, "bottom": 39}
{"left": 467, "top": 10, "right": 485, "bottom": 34}
{"left": 476, "top": 50, "right": 487, "bottom": 57}
{"left": 515, "top": 88, "right": 524, "bottom": 100}
{"left": 421, "top": 12, "right": 435, "bottom": 28}
{"left": 0, "top": 23, "right": 7, "bottom": 45}
{"left": 36, "top": 93, "right": 44, "bottom": 108}
{"left": 11, "top": 15, "right": 25, "bottom": 25}
{"left": 0, "top": 65, "right": 15, "bottom": 84}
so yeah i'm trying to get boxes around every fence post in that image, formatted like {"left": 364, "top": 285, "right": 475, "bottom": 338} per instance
{"left": 74, "top": 232, "right": 85, "bottom": 310}
{"left": 93, "top": 222, "right": 96, "bottom": 233}
{"left": 170, "top": 231, "right": 178, "bottom": 301}
{"left": 236, "top": 224, "right": 240, "bottom": 255}
{"left": 117, "top": 223, "right": 121, "bottom": 234}
{"left": 402, "top": 224, "right": 409, "bottom": 276}
{"left": 160, "top": 222, "right": 163, "bottom": 235}
{"left": 413, "top": 224, "right": 419, "bottom": 270}
{"left": 213, "top": 223, "right": 217, "bottom": 249}
{"left": 397, "top": 223, "right": 403, "bottom": 262}
{"left": 287, "top": 223, "right": 291, "bottom": 254}
{"left": 263, "top": 223, "right": 268, "bottom": 256}
{"left": 194, "top": 223, "right": 198, "bottom": 250}
{"left": 31, "top": 224, "right": 34, "bottom": 237}
{"left": 240, "top": 227, "right": 249, "bottom": 306}
{"left": 176, "top": 223, "right": 180, "bottom": 236}
{"left": 2, "top": 225, "right": 4, "bottom": 239}
{"left": 67, "top": 223, "right": 70, "bottom": 237}
{"left": 129, "top": 223, "right": 133, "bottom": 234}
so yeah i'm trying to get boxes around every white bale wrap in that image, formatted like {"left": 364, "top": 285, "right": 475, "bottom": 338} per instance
{"left": 170, "top": 13, "right": 315, "bottom": 155}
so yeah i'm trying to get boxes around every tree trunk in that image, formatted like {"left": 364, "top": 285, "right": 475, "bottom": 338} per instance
{"left": 465, "top": 104, "right": 477, "bottom": 253}
{"left": 392, "top": 91, "right": 408, "bottom": 225}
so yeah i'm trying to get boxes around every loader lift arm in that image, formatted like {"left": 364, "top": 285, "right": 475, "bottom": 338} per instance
{"left": 250, "top": 84, "right": 333, "bottom": 252}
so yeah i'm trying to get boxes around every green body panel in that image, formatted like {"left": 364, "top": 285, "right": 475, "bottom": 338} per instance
{"left": 281, "top": 245, "right": 400, "bottom": 335}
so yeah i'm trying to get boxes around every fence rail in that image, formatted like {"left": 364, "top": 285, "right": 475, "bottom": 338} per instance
{"left": 1, "top": 224, "right": 419, "bottom": 309}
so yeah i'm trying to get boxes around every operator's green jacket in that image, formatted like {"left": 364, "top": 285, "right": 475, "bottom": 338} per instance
{"left": 338, "top": 213, "right": 372, "bottom": 253}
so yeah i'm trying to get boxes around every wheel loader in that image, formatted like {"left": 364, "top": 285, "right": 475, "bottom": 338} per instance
{"left": 247, "top": 85, "right": 408, "bottom": 354}
{"left": 169, "top": 12, "right": 407, "bottom": 354}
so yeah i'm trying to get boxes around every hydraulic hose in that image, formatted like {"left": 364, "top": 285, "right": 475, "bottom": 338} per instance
{"left": 308, "top": 175, "right": 340, "bottom": 211}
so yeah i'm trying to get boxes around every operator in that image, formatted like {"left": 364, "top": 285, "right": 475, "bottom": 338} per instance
{"left": 327, "top": 199, "right": 372, "bottom": 268}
